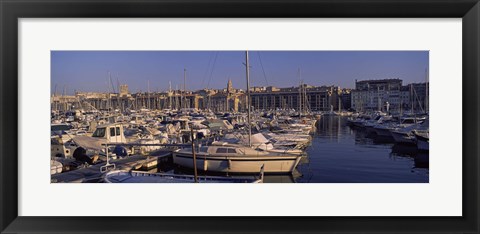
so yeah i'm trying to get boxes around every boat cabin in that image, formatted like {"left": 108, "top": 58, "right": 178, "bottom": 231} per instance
{"left": 92, "top": 123, "right": 126, "bottom": 143}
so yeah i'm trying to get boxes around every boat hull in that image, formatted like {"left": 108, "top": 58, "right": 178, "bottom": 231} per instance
{"left": 391, "top": 131, "right": 415, "bottom": 144}
{"left": 104, "top": 170, "right": 262, "bottom": 183}
{"left": 173, "top": 152, "right": 301, "bottom": 174}
{"left": 374, "top": 127, "right": 393, "bottom": 137}
{"left": 416, "top": 135, "right": 429, "bottom": 151}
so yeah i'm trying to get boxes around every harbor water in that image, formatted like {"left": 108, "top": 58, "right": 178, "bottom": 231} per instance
{"left": 289, "top": 116, "right": 429, "bottom": 183}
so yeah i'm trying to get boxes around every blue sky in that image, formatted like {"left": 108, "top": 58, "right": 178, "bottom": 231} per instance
{"left": 51, "top": 51, "right": 428, "bottom": 95}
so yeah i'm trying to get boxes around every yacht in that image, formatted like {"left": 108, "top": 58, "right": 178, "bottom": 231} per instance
{"left": 391, "top": 119, "right": 429, "bottom": 144}
{"left": 173, "top": 145, "right": 301, "bottom": 174}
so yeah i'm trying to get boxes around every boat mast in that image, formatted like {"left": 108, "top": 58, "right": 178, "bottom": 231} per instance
{"left": 147, "top": 80, "right": 150, "bottom": 110}
{"left": 54, "top": 84, "right": 58, "bottom": 112}
{"left": 183, "top": 68, "right": 187, "bottom": 109}
{"left": 245, "top": 51, "right": 252, "bottom": 147}
{"left": 410, "top": 84, "right": 413, "bottom": 114}
{"left": 116, "top": 78, "right": 122, "bottom": 113}
{"left": 425, "top": 68, "right": 429, "bottom": 114}
{"left": 63, "top": 85, "right": 66, "bottom": 111}
{"left": 298, "top": 68, "right": 302, "bottom": 116}
{"left": 190, "top": 125, "right": 198, "bottom": 183}
{"left": 169, "top": 81, "right": 172, "bottom": 109}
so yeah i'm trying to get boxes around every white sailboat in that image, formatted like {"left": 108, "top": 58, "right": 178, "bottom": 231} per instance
{"left": 172, "top": 51, "right": 302, "bottom": 174}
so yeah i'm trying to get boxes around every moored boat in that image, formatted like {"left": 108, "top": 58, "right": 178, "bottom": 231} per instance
{"left": 103, "top": 170, "right": 263, "bottom": 183}
{"left": 414, "top": 130, "right": 429, "bottom": 151}
{"left": 173, "top": 145, "right": 301, "bottom": 174}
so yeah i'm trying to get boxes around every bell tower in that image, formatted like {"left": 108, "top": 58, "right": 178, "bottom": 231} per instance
{"left": 227, "top": 79, "right": 233, "bottom": 93}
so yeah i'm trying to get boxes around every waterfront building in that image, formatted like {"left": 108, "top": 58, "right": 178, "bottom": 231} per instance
{"left": 119, "top": 84, "right": 129, "bottom": 97}
{"left": 51, "top": 78, "right": 427, "bottom": 114}
{"left": 351, "top": 79, "right": 428, "bottom": 113}
{"left": 206, "top": 79, "right": 245, "bottom": 112}
{"left": 351, "top": 79, "right": 403, "bottom": 112}
{"left": 339, "top": 88, "right": 352, "bottom": 110}
{"left": 250, "top": 85, "right": 340, "bottom": 112}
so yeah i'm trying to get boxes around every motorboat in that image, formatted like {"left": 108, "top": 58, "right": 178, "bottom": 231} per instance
{"left": 391, "top": 119, "right": 429, "bottom": 144}
{"left": 414, "top": 130, "right": 429, "bottom": 151}
{"left": 173, "top": 145, "right": 301, "bottom": 174}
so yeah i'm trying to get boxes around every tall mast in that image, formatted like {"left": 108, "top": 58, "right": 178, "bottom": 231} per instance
{"left": 298, "top": 68, "right": 302, "bottom": 116}
{"left": 63, "top": 85, "right": 66, "bottom": 111}
{"left": 410, "top": 84, "right": 413, "bottom": 113}
{"left": 183, "top": 68, "right": 187, "bottom": 109}
{"left": 176, "top": 84, "right": 179, "bottom": 110}
{"left": 147, "top": 80, "right": 150, "bottom": 110}
{"left": 425, "top": 68, "right": 429, "bottom": 114}
{"left": 54, "top": 84, "right": 58, "bottom": 112}
{"left": 378, "top": 85, "right": 381, "bottom": 112}
{"left": 116, "top": 78, "right": 121, "bottom": 112}
{"left": 169, "top": 81, "right": 172, "bottom": 109}
{"left": 245, "top": 51, "right": 252, "bottom": 147}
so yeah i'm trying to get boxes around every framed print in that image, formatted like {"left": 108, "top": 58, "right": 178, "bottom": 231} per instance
{"left": 1, "top": 0, "right": 479, "bottom": 233}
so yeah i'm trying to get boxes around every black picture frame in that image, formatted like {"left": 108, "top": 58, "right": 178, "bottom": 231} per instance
{"left": 1, "top": 0, "right": 478, "bottom": 233}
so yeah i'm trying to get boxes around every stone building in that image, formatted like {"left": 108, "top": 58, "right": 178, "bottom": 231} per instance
{"left": 249, "top": 85, "right": 340, "bottom": 112}
{"left": 207, "top": 79, "right": 245, "bottom": 112}
{"left": 351, "top": 79, "right": 429, "bottom": 113}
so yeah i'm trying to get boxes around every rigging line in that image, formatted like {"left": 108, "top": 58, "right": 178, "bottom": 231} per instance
{"left": 206, "top": 52, "right": 218, "bottom": 89}
{"left": 256, "top": 52, "right": 269, "bottom": 86}
{"left": 200, "top": 52, "right": 215, "bottom": 88}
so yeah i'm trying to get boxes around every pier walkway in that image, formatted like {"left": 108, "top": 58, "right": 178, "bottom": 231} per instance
{"left": 51, "top": 152, "right": 171, "bottom": 183}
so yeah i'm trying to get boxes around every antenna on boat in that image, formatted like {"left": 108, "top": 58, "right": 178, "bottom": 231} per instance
{"left": 245, "top": 51, "right": 252, "bottom": 147}
{"left": 100, "top": 143, "right": 116, "bottom": 172}
{"left": 259, "top": 164, "right": 265, "bottom": 183}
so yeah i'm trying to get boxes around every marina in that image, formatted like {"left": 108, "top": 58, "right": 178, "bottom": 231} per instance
{"left": 50, "top": 51, "right": 429, "bottom": 183}
{"left": 51, "top": 113, "right": 429, "bottom": 183}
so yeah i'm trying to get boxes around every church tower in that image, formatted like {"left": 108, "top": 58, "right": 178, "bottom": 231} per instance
{"left": 227, "top": 79, "right": 233, "bottom": 93}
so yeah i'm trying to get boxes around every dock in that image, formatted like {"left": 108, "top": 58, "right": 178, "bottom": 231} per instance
{"left": 51, "top": 152, "right": 172, "bottom": 183}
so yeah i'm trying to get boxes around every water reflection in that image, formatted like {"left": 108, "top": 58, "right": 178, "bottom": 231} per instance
{"left": 295, "top": 116, "right": 428, "bottom": 183}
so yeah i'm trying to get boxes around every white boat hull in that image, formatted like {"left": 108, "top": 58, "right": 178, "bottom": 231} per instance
{"left": 173, "top": 152, "right": 301, "bottom": 174}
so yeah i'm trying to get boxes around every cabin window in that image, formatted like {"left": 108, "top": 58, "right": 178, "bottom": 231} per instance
{"left": 199, "top": 147, "right": 208, "bottom": 153}
{"left": 92, "top": 128, "right": 105, "bottom": 137}
{"left": 216, "top": 148, "right": 228, "bottom": 153}
{"left": 227, "top": 148, "right": 237, "bottom": 154}
{"left": 110, "top": 127, "right": 116, "bottom": 137}
{"left": 116, "top": 127, "right": 120, "bottom": 136}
